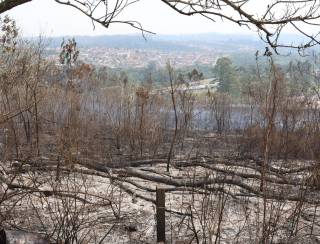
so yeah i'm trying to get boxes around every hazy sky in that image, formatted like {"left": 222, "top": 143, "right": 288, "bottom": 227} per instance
{"left": 7, "top": 0, "right": 253, "bottom": 37}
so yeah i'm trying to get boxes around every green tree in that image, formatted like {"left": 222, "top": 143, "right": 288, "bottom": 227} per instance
{"left": 187, "top": 68, "right": 203, "bottom": 81}
{"left": 286, "top": 60, "right": 312, "bottom": 95}
{"left": 213, "top": 57, "right": 238, "bottom": 95}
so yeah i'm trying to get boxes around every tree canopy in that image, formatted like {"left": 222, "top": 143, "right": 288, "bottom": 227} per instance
{"left": 213, "top": 57, "right": 237, "bottom": 94}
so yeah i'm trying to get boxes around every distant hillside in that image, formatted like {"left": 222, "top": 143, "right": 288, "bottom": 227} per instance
{"left": 38, "top": 33, "right": 318, "bottom": 69}
{"left": 42, "top": 33, "right": 265, "bottom": 53}
{"left": 34, "top": 32, "right": 320, "bottom": 55}
{"left": 44, "top": 35, "right": 195, "bottom": 52}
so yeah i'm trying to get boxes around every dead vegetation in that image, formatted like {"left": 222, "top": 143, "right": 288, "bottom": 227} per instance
{"left": 1, "top": 22, "right": 320, "bottom": 243}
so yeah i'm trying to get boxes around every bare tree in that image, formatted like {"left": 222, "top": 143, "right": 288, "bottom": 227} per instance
{"left": 160, "top": 0, "right": 320, "bottom": 52}
{"left": 0, "top": 0, "right": 154, "bottom": 35}
{"left": 166, "top": 62, "right": 178, "bottom": 172}
{"left": 2, "top": 0, "right": 320, "bottom": 50}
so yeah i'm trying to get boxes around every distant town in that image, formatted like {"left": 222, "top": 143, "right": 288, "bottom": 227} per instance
{"left": 43, "top": 33, "right": 265, "bottom": 69}
{"left": 47, "top": 47, "right": 218, "bottom": 68}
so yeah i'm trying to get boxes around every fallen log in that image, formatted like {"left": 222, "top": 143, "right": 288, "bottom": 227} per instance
{"left": 123, "top": 168, "right": 320, "bottom": 204}
{"left": 0, "top": 229, "right": 48, "bottom": 244}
